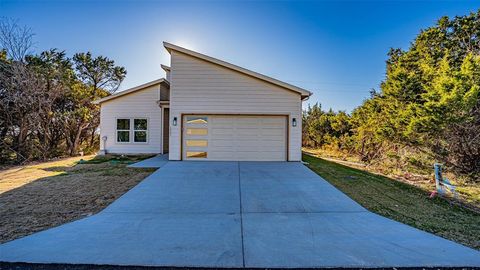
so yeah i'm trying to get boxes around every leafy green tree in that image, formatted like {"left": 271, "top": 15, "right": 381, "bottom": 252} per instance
{"left": 61, "top": 52, "right": 126, "bottom": 155}
{"left": 73, "top": 52, "right": 126, "bottom": 94}
{"left": 0, "top": 18, "right": 127, "bottom": 162}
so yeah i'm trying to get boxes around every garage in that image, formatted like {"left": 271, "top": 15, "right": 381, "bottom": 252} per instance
{"left": 182, "top": 115, "right": 287, "bottom": 161}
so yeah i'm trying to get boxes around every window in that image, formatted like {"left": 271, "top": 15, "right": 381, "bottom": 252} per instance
{"left": 186, "top": 116, "right": 208, "bottom": 124}
{"left": 186, "top": 140, "right": 208, "bottom": 147}
{"left": 134, "top": 119, "right": 148, "bottom": 142}
{"left": 116, "top": 118, "right": 148, "bottom": 143}
{"left": 186, "top": 128, "right": 208, "bottom": 135}
{"left": 117, "top": 119, "right": 130, "bottom": 142}
{"left": 186, "top": 151, "right": 207, "bottom": 158}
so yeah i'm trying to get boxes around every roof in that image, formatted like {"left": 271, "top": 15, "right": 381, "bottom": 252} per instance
{"left": 93, "top": 78, "right": 169, "bottom": 104}
{"left": 163, "top": 42, "right": 313, "bottom": 99}
{"left": 160, "top": 64, "right": 170, "bottom": 72}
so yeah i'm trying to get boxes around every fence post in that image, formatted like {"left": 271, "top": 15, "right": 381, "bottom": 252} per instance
{"left": 434, "top": 163, "right": 443, "bottom": 195}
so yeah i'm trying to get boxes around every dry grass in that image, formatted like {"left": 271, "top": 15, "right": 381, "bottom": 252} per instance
{"left": 303, "top": 153, "right": 480, "bottom": 250}
{"left": 0, "top": 155, "right": 156, "bottom": 244}
{"left": 303, "top": 148, "right": 480, "bottom": 210}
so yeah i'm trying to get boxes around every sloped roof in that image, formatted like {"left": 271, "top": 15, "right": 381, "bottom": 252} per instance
{"left": 160, "top": 64, "right": 170, "bottom": 72}
{"left": 163, "top": 42, "right": 312, "bottom": 99}
{"left": 93, "top": 78, "right": 169, "bottom": 104}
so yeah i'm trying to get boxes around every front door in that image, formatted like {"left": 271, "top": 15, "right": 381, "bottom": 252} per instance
{"left": 163, "top": 108, "right": 169, "bottom": 153}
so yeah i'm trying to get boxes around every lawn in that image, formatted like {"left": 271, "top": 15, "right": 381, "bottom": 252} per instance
{"left": 0, "top": 155, "right": 156, "bottom": 244}
{"left": 303, "top": 153, "right": 480, "bottom": 250}
{"left": 304, "top": 148, "right": 480, "bottom": 209}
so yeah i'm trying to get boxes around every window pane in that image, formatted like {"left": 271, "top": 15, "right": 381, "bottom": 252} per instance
{"left": 186, "top": 151, "right": 207, "bottom": 158}
{"left": 186, "top": 128, "right": 208, "bottom": 135}
{"left": 134, "top": 131, "right": 147, "bottom": 142}
{"left": 117, "top": 131, "right": 129, "bottom": 142}
{"left": 186, "top": 116, "right": 208, "bottom": 124}
{"left": 134, "top": 119, "right": 148, "bottom": 130}
{"left": 186, "top": 140, "right": 208, "bottom": 147}
{"left": 117, "top": 119, "right": 130, "bottom": 130}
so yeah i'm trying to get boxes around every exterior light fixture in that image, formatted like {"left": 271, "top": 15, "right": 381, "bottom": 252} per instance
{"left": 292, "top": 118, "right": 297, "bottom": 127}
{"left": 173, "top": 117, "right": 177, "bottom": 126}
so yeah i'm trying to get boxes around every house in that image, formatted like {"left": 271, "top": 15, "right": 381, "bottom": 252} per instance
{"left": 93, "top": 42, "right": 312, "bottom": 161}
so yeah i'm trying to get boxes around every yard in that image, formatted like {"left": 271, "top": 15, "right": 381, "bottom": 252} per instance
{"left": 303, "top": 153, "right": 480, "bottom": 250}
{"left": 0, "top": 155, "right": 156, "bottom": 244}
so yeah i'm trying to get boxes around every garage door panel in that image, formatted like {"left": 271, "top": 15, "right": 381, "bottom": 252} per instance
{"left": 210, "top": 140, "right": 234, "bottom": 147}
{"left": 210, "top": 146, "right": 235, "bottom": 152}
{"left": 261, "top": 129, "right": 285, "bottom": 136}
{"left": 211, "top": 131, "right": 234, "bottom": 137}
{"left": 183, "top": 115, "right": 287, "bottom": 161}
{"left": 261, "top": 119, "right": 285, "bottom": 125}
{"left": 258, "top": 140, "right": 286, "bottom": 147}
{"left": 211, "top": 118, "right": 234, "bottom": 125}
{"left": 236, "top": 151, "right": 284, "bottom": 160}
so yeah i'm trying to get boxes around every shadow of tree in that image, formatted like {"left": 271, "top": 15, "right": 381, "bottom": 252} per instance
{"left": 0, "top": 162, "right": 155, "bottom": 244}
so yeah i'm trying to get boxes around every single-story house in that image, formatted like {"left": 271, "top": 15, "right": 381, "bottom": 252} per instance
{"left": 93, "top": 42, "right": 312, "bottom": 161}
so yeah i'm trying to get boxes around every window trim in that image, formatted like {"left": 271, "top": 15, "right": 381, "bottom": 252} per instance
{"left": 115, "top": 117, "right": 149, "bottom": 144}
{"left": 133, "top": 118, "right": 148, "bottom": 143}
{"left": 116, "top": 118, "right": 131, "bottom": 143}
{"left": 185, "top": 139, "right": 208, "bottom": 147}
{"left": 186, "top": 128, "right": 208, "bottom": 136}
{"left": 186, "top": 116, "right": 208, "bottom": 124}
{"left": 186, "top": 151, "right": 208, "bottom": 158}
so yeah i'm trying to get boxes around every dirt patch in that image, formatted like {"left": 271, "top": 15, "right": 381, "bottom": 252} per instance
{"left": 0, "top": 155, "right": 156, "bottom": 244}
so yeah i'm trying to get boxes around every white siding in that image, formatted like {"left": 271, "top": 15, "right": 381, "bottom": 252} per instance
{"left": 99, "top": 84, "right": 162, "bottom": 154}
{"left": 169, "top": 51, "right": 303, "bottom": 161}
{"left": 165, "top": 70, "right": 171, "bottom": 82}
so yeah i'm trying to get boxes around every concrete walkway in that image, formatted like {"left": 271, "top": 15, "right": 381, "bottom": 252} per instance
{"left": 0, "top": 161, "right": 479, "bottom": 268}
{"left": 127, "top": 154, "right": 168, "bottom": 168}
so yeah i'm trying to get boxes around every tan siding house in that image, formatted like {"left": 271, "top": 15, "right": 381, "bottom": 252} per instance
{"left": 94, "top": 42, "right": 311, "bottom": 161}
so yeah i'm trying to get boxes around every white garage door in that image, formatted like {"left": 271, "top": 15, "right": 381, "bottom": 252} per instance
{"left": 183, "top": 115, "right": 287, "bottom": 161}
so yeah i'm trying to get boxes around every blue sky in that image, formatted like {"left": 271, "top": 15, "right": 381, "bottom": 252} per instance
{"left": 1, "top": 0, "right": 479, "bottom": 112}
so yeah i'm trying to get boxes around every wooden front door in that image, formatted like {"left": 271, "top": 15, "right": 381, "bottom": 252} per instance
{"left": 163, "top": 108, "right": 169, "bottom": 153}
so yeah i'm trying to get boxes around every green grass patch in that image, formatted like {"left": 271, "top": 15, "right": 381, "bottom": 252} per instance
{"left": 303, "top": 153, "right": 480, "bottom": 250}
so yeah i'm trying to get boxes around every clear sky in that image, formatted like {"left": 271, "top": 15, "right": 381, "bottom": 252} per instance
{"left": 1, "top": 0, "right": 479, "bottom": 112}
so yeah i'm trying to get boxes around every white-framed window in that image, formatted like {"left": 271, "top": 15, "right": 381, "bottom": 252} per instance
{"left": 116, "top": 119, "right": 130, "bottom": 142}
{"left": 134, "top": 118, "right": 148, "bottom": 143}
{"left": 116, "top": 118, "right": 148, "bottom": 143}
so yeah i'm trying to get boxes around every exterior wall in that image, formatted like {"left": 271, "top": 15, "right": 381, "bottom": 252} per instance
{"left": 166, "top": 70, "right": 171, "bottom": 82}
{"left": 99, "top": 84, "right": 162, "bottom": 154}
{"left": 169, "top": 51, "right": 303, "bottom": 161}
{"left": 160, "top": 82, "right": 170, "bottom": 101}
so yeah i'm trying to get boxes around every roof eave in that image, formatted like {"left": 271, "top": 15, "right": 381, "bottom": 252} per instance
{"left": 93, "top": 78, "right": 168, "bottom": 104}
{"left": 160, "top": 64, "right": 170, "bottom": 72}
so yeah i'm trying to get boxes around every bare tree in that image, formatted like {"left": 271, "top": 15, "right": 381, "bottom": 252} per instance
{"left": 0, "top": 18, "right": 34, "bottom": 62}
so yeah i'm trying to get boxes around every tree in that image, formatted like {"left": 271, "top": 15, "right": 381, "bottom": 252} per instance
{"left": 73, "top": 52, "right": 126, "bottom": 94}
{"left": 348, "top": 10, "right": 480, "bottom": 180}
{"left": 0, "top": 18, "right": 34, "bottom": 62}
{"left": 26, "top": 49, "right": 74, "bottom": 158}
{"left": 60, "top": 53, "right": 126, "bottom": 156}
{"left": 0, "top": 18, "right": 127, "bottom": 163}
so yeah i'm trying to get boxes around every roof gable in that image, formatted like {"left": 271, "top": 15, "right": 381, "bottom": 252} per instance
{"left": 93, "top": 78, "right": 168, "bottom": 104}
{"left": 163, "top": 42, "right": 312, "bottom": 99}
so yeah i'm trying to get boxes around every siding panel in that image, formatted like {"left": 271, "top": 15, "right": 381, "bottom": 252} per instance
{"left": 100, "top": 84, "right": 162, "bottom": 154}
{"left": 169, "top": 51, "right": 302, "bottom": 161}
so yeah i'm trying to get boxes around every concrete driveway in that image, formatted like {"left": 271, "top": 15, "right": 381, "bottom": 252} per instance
{"left": 1, "top": 160, "right": 479, "bottom": 268}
